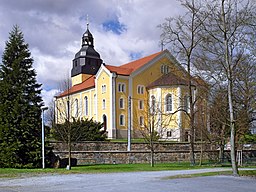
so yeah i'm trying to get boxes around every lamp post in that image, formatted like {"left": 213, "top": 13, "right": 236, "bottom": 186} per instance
{"left": 41, "top": 106, "right": 48, "bottom": 169}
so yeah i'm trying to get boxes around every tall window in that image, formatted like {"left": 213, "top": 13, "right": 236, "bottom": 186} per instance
{"left": 103, "top": 99, "right": 106, "bottom": 110}
{"left": 119, "top": 98, "right": 124, "bottom": 109}
{"left": 139, "top": 116, "right": 144, "bottom": 127}
{"left": 84, "top": 96, "right": 88, "bottom": 116}
{"left": 166, "top": 94, "right": 172, "bottom": 112}
{"left": 120, "top": 114, "right": 125, "bottom": 126}
{"left": 151, "top": 95, "right": 156, "bottom": 113}
{"left": 184, "top": 95, "right": 190, "bottom": 113}
{"left": 161, "top": 64, "right": 170, "bottom": 74}
{"left": 139, "top": 100, "right": 144, "bottom": 110}
{"left": 118, "top": 83, "right": 125, "bottom": 92}
{"left": 122, "top": 84, "right": 125, "bottom": 92}
{"left": 66, "top": 100, "right": 70, "bottom": 118}
{"left": 74, "top": 99, "right": 78, "bottom": 117}
{"left": 102, "top": 85, "right": 106, "bottom": 93}
{"left": 137, "top": 85, "right": 144, "bottom": 94}
{"left": 94, "top": 94, "right": 96, "bottom": 114}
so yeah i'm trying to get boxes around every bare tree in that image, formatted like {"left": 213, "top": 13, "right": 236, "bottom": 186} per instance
{"left": 198, "top": 0, "right": 256, "bottom": 176}
{"left": 54, "top": 77, "right": 80, "bottom": 170}
{"left": 134, "top": 96, "right": 176, "bottom": 167}
{"left": 158, "top": 0, "right": 206, "bottom": 166}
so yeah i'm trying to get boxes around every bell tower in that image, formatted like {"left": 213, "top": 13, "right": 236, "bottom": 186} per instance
{"left": 71, "top": 21, "right": 102, "bottom": 86}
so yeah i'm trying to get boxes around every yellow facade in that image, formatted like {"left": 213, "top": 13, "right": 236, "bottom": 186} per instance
{"left": 72, "top": 74, "right": 91, "bottom": 86}
{"left": 55, "top": 50, "right": 207, "bottom": 141}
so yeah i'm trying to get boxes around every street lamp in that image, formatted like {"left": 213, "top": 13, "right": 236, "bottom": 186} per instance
{"left": 41, "top": 106, "right": 48, "bottom": 169}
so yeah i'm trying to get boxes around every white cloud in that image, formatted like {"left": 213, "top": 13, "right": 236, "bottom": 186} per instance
{"left": 41, "top": 89, "right": 59, "bottom": 108}
{"left": 0, "top": 0, "right": 184, "bottom": 105}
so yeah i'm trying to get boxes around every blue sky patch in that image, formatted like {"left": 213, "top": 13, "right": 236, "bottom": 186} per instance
{"left": 102, "top": 19, "right": 127, "bottom": 35}
{"left": 129, "top": 52, "right": 142, "bottom": 61}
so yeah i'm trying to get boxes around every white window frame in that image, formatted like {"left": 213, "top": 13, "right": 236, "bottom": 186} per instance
{"left": 94, "top": 94, "right": 96, "bottom": 115}
{"left": 167, "top": 130, "right": 172, "bottom": 138}
{"left": 184, "top": 95, "right": 190, "bottom": 113}
{"left": 137, "top": 85, "right": 144, "bottom": 94}
{"left": 119, "top": 114, "right": 125, "bottom": 126}
{"left": 118, "top": 83, "right": 126, "bottom": 92}
{"left": 102, "top": 84, "right": 106, "bottom": 93}
{"left": 119, "top": 97, "right": 124, "bottom": 109}
{"left": 151, "top": 95, "right": 156, "bottom": 114}
{"left": 74, "top": 99, "right": 78, "bottom": 117}
{"left": 138, "top": 100, "right": 144, "bottom": 110}
{"left": 161, "top": 64, "right": 170, "bottom": 74}
{"left": 84, "top": 96, "right": 88, "bottom": 116}
{"left": 165, "top": 94, "right": 173, "bottom": 113}
{"left": 102, "top": 99, "right": 106, "bottom": 110}
{"left": 139, "top": 116, "right": 144, "bottom": 127}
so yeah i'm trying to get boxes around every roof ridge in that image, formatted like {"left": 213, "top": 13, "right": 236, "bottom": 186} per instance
{"left": 120, "top": 51, "right": 163, "bottom": 69}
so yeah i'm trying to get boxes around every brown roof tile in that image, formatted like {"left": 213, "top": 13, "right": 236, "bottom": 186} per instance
{"left": 147, "top": 72, "right": 196, "bottom": 89}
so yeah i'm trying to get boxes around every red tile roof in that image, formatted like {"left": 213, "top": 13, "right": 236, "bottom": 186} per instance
{"left": 105, "top": 51, "right": 163, "bottom": 75}
{"left": 104, "top": 65, "right": 132, "bottom": 76}
{"left": 56, "top": 75, "right": 95, "bottom": 98}
{"left": 121, "top": 51, "right": 163, "bottom": 73}
{"left": 57, "top": 51, "right": 163, "bottom": 97}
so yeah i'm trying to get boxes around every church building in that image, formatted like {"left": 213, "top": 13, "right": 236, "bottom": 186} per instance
{"left": 55, "top": 24, "right": 207, "bottom": 141}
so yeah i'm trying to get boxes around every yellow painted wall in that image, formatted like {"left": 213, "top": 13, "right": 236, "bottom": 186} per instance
{"left": 71, "top": 74, "right": 91, "bottom": 86}
{"left": 132, "top": 57, "right": 182, "bottom": 130}
{"left": 55, "top": 92, "right": 81, "bottom": 123}
{"left": 115, "top": 77, "right": 129, "bottom": 130}
{"left": 80, "top": 89, "right": 96, "bottom": 120}
{"left": 160, "top": 87, "right": 179, "bottom": 128}
{"left": 96, "top": 69, "right": 111, "bottom": 128}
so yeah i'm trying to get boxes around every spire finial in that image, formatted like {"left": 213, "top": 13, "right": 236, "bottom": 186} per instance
{"left": 86, "top": 14, "right": 89, "bottom": 30}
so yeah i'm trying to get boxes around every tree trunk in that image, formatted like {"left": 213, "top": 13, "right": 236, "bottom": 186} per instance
{"left": 199, "top": 129, "right": 203, "bottom": 166}
{"left": 67, "top": 133, "right": 71, "bottom": 170}
{"left": 219, "top": 143, "right": 224, "bottom": 164}
{"left": 221, "top": 0, "right": 238, "bottom": 176}
{"left": 151, "top": 148, "right": 154, "bottom": 167}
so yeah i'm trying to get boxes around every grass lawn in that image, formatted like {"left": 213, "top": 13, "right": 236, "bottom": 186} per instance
{"left": 0, "top": 163, "right": 255, "bottom": 179}
{"left": 0, "top": 162, "right": 206, "bottom": 178}
{"left": 162, "top": 169, "right": 256, "bottom": 180}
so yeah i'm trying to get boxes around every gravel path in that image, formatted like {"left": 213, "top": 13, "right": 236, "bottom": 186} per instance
{"left": 0, "top": 168, "right": 255, "bottom": 192}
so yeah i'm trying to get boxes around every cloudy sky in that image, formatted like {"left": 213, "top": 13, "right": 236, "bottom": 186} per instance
{"left": 0, "top": 0, "right": 183, "bottom": 106}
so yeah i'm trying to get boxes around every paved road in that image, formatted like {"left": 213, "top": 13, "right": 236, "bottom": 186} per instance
{"left": 0, "top": 168, "right": 255, "bottom": 192}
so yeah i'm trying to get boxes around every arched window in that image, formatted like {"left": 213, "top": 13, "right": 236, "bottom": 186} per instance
{"left": 121, "top": 84, "right": 125, "bottom": 92}
{"left": 119, "top": 98, "right": 124, "bottom": 109}
{"left": 94, "top": 94, "right": 96, "bottom": 114}
{"left": 74, "top": 99, "right": 78, "bottom": 117}
{"left": 166, "top": 94, "right": 172, "bottom": 112}
{"left": 137, "top": 85, "right": 144, "bottom": 94}
{"left": 103, "top": 99, "right": 106, "bottom": 110}
{"left": 161, "top": 65, "right": 165, "bottom": 74}
{"left": 66, "top": 101, "right": 70, "bottom": 119}
{"left": 120, "top": 114, "right": 125, "bottom": 126}
{"left": 139, "top": 100, "right": 143, "bottom": 110}
{"left": 139, "top": 116, "right": 144, "bottom": 127}
{"left": 184, "top": 95, "right": 190, "bottom": 113}
{"left": 137, "top": 86, "right": 140, "bottom": 94}
{"left": 103, "top": 114, "right": 107, "bottom": 131}
{"left": 84, "top": 96, "right": 88, "bottom": 116}
{"left": 151, "top": 95, "right": 156, "bottom": 113}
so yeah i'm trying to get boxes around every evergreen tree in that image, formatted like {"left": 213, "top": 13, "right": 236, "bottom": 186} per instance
{"left": 53, "top": 118, "right": 106, "bottom": 142}
{"left": 0, "top": 25, "right": 43, "bottom": 168}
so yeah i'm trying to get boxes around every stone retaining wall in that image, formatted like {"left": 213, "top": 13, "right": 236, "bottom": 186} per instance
{"left": 50, "top": 141, "right": 256, "bottom": 167}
